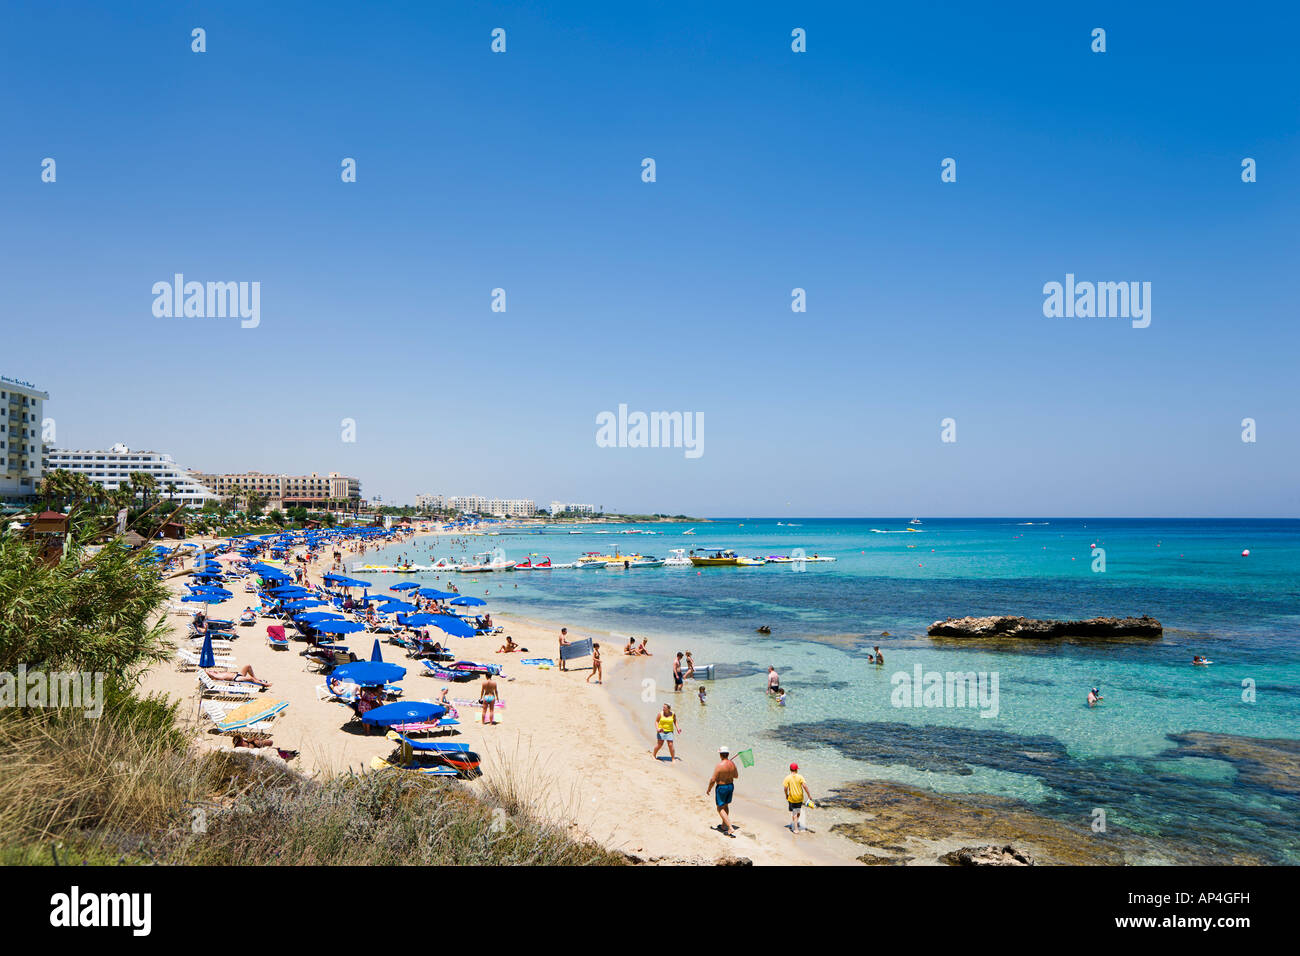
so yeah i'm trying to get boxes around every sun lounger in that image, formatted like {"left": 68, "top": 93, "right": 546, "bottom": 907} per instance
{"left": 267, "top": 625, "right": 290, "bottom": 649}
{"left": 176, "top": 649, "right": 235, "bottom": 670}
{"left": 200, "top": 701, "right": 280, "bottom": 735}
{"left": 198, "top": 672, "right": 264, "bottom": 699}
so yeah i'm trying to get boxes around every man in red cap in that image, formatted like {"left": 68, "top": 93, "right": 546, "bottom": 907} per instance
{"left": 782, "top": 762, "right": 812, "bottom": 832}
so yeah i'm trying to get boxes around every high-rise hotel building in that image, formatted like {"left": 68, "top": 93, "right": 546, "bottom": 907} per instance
{"left": 1, "top": 376, "right": 48, "bottom": 500}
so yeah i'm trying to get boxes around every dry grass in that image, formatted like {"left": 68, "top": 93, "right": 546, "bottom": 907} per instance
{"left": 0, "top": 706, "right": 625, "bottom": 866}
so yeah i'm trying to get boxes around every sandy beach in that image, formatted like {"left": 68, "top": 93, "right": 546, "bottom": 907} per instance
{"left": 139, "top": 533, "right": 865, "bottom": 865}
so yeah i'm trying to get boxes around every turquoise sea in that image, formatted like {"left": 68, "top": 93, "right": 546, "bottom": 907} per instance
{"left": 366, "top": 518, "right": 1300, "bottom": 863}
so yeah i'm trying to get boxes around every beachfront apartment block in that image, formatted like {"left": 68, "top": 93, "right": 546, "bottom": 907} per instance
{"left": 414, "top": 494, "right": 444, "bottom": 511}
{"left": 0, "top": 376, "right": 48, "bottom": 500}
{"left": 435, "top": 495, "right": 536, "bottom": 517}
{"left": 43, "top": 443, "right": 217, "bottom": 506}
{"left": 551, "top": 501, "right": 598, "bottom": 515}
{"left": 194, "top": 470, "right": 362, "bottom": 508}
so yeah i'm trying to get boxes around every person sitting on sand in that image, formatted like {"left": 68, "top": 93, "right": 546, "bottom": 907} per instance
{"left": 624, "top": 637, "right": 637, "bottom": 656}
{"left": 497, "top": 636, "right": 521, "bottom": 654}
{"left": 636, "top": 638, "right": 652, "bottom": 657}
{"left": 205, "top": 665, "right": 270, "bottom": 687}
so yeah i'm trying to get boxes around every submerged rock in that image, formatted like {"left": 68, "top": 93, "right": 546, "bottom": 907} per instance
{"left": 942, "top": 844, "right": 1036, "bottom": 866}
{"left": 927, "top": 615, "right": 1162, "bottom": 640}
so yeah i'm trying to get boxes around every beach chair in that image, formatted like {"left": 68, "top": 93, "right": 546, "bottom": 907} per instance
{"left": 200, "top": 701, "right": 280, "bottom": 736}
{"left": 176, "top": 649, "right": 235, "bottom": 671}
{"left": 267, "top": 625, "right": 290, "bottom": 650}
{"left": 198, "top": 672, "right": 263, "bottom": 699}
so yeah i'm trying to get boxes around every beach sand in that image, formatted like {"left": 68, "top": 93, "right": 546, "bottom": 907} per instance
{"left": 138, "top": 535, "right": 864, "bottom": 865}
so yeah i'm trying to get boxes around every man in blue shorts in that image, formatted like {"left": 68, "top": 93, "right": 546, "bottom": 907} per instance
{"left": 706, "top": 746, "right": 739, "bottom": 838}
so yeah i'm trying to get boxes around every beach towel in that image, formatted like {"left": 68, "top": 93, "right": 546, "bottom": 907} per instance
{"left": 559, "top": 638, "right": 592, "bottom": 661}
{"left": 520, "top": 658, "right": 555, "bottom": 666}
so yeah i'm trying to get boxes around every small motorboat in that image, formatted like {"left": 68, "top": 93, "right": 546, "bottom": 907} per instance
{"left": 663, "top": 549, "right": 692, "bottom": 567}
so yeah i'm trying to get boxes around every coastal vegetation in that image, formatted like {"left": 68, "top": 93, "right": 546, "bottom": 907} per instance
{"left": 0, "top": 524, "right": 623, "bottom": 866}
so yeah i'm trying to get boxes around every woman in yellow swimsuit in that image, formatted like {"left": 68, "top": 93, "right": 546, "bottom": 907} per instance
{"left": 652, "top": 703, "right": 679, "bottom": 761}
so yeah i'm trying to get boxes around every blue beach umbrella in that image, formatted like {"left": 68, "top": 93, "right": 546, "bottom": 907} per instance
{"left": 377, "top": 599, "right": 416, "bottom": 613}
{"left": 422, "top": 614, "right": 476, "bottom": 638}
{"left": 360, "top": 700, "right": 446, "bottom": 728}
{"left": 390, "top": 582, "right": 421, "bottom": 591}
{"left": 414, "top": 588, "right": 457, "bottom": 601}
{"left": 296, "top": 611, "right": 344, "bottom": 623}
{"left": 450, "top": 596, "right": 486, "bottom": 607}
{"left": 330, "top": 661, "right": 406, "bottom": 686}
{"left": 281, "top": 599, "right": 325, "bottom": 610}
{"left": 312, "top": 620, "right": 366, "bottom": 635}
{"left": 198, "top": 632, "right": 216, "bottom": 669}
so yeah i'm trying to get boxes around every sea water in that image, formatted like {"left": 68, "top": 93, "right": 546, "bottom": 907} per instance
{"left": 367, "top": 518, "right": 1300, "bottom": 862}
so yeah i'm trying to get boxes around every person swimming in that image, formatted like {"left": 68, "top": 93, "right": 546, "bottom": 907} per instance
{"left": 1087, "top": 686, "right": 1103, "bottom": 707}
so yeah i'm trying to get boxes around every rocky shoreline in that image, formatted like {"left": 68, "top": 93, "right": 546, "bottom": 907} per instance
{"left": 927, "top": 615, "right": 1163, "bottom": 640}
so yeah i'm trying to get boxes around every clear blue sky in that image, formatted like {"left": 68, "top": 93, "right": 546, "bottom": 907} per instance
{"left": 3, "top": 2, "right": 1297, "bottom": 516}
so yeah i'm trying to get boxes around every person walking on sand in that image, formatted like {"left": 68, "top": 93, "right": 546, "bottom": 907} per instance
{"left": 707, "top": 747, "right": 739, "bottom": 838}
{"left": 479, "top": 674, "right": 500, "bottom": 725}
{"left": 558, "top": 627, "right": 571, "bottom": 671}
{"left": 783, "top": 762, "right": 813, "bottom": 833}
{"left": 652, "top": 703, "right": 679, "bottom": 761}
{"left": 587, "top": 642, "right": 602, "bottom": 684}
{"left": 673, "top": 652, "right": 684, "bottom": 692}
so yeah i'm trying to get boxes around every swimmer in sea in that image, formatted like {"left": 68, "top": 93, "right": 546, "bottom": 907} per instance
{"left": 1087, "top": 686, "right": 1103, "bottom": 707}
{"left": 1192, "top": 655, "right": 1209, "bottom": 665}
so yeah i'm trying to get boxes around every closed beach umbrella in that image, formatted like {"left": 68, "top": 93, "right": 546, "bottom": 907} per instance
{"left": 330, "top": 661, "right": 406, "bottom": 686}
{"left": 360, "top": 700, "right": 446, "bottom": 728}
{"left": 371, "top": 639, "right": 384, "bottom": 662}
{"left": 198, "top": 632, "right": 216, "bottom": 669}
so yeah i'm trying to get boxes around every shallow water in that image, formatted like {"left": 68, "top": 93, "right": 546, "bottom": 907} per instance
{"left": 365, "top": 518, "right": 1300, "bottom": 863}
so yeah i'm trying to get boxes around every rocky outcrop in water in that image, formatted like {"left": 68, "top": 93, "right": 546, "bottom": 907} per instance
{"left": 927, "top": 615, "right": 1162, "bottom": 640}
{"left": 942, "top": 844, "right": 1036, "bottom": 866}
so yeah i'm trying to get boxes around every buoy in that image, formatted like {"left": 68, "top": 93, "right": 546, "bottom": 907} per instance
{"left": 1242, "top": 550, "right": 1250, "bottom": 557}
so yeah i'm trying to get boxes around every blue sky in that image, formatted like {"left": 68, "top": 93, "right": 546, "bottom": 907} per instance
{"left": 3, "top": 2, "right": 1297, "bottom": 516}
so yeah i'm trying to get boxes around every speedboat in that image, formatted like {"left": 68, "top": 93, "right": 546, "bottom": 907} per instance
{"left": 459, "top": 552, "right": 514, "bottom": 573}
{"left": 663, "top": 549, "right": 692, "bottom": 567}
{"left": 735, "top": 556, "right": 767, "bottom": 566}
{"left": 909, "top": 518, "right": 923, "bottom": 525}
{"left": 689, "top": 549, "right": 742, "bottom": 567}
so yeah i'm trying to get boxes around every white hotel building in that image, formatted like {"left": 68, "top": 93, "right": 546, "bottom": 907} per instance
{"left": 1, "top": 376, "right": 48, "bottom": 499}
{"left": 433, "top": 495, "right": 536, "bottom": 517}
{"left": 44, "top": 443, "right": 217, "bottom": 506}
